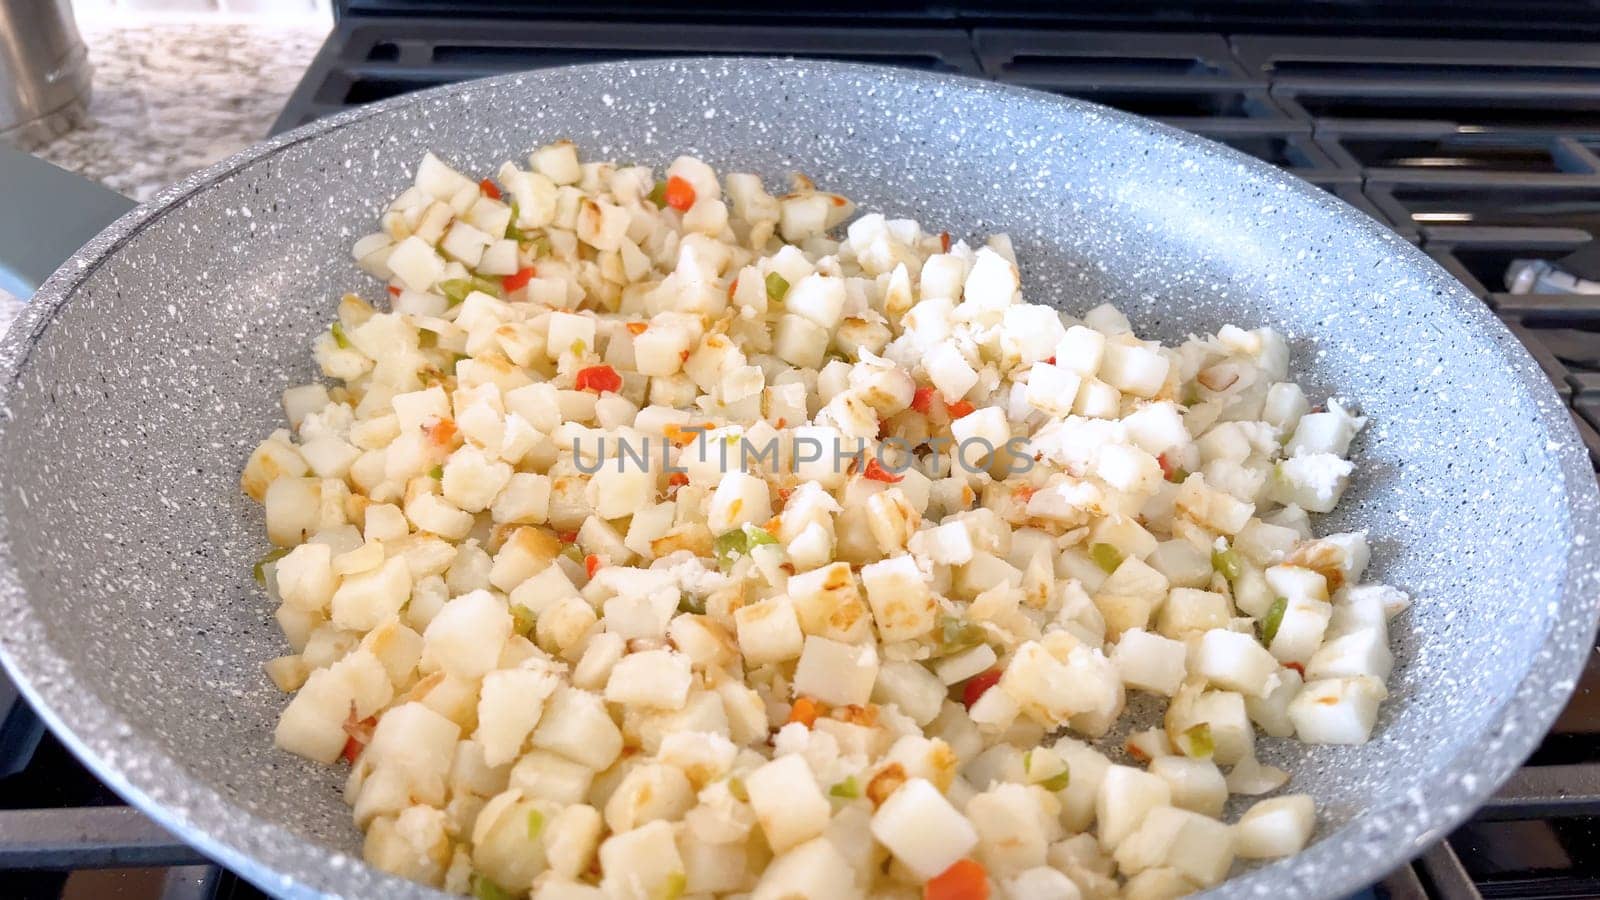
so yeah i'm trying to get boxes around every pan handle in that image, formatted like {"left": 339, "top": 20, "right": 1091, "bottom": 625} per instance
{"left": 0, "top": 142, "right": 136, "bottom": 301}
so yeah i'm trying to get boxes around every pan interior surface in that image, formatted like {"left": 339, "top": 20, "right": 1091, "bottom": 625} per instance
{"left": 0, "top": 59, "right": 1595, "bottom": 899}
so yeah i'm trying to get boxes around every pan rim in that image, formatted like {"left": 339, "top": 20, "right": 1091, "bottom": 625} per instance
{"left": 0, "top": 55, "right": 1596, "bottom": 900}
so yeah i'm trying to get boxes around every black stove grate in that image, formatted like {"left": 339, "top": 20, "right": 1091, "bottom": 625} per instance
{"left": 8, "top": 20, "right": 1600, "bottom": 900}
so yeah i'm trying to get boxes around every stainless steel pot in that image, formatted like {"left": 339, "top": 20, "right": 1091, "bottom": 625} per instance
{"left": 0, "top": 58, "right": 1596, "bottom": 899}
{"left": 0, "top": 0, "right": 91, "bottom": 149}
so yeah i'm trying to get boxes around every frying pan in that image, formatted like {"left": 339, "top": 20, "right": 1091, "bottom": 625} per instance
{"left": 0, "top": 58, "right": 1596, "bottom": 899}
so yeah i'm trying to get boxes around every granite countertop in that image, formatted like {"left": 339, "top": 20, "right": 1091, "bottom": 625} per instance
{"left": 1, "top": 21, "right": 325, "bottom": 320}
{"left": 38, "top": 21, "right": 326, "bottom": 202}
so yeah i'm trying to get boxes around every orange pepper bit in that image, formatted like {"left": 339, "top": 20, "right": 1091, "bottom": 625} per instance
{"left": 787, "top": 696, "right": 825, "bottom": 728}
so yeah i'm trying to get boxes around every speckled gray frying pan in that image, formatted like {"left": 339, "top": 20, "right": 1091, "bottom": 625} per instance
{"left": 0, "top": 57, "right": 1595, "bottom": 899}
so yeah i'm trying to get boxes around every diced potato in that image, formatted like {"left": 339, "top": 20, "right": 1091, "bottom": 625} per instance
{"left": 422, "top": 590, "right": 511, "bottom": 679}
{"left": 276, "top": 542, "right": 337, "bottom": 613}
{"left": 752, "top": 836, "right": 860, "bottom": 900}
{"left": 603, "top": 762, "right": 695, "bottom": 832}
{"left": 1235, "top": 794, "right": 1317, "bottom": 859}
{"left": 859, "top": 554, "right": 936, "bottom": 642}
{"left": 1109, "top": 628, "right": 1188, "bottom": 697}
{"left": 967, "top": 783, "right": 1053, "bottom": 876}
{"left": 331, "top": 557, "right": 412, "bottom": 632}
{"left": 746, "top": 752, "right": 831, "bottom": 853}
{"left": 734, "top": 596, "right": 805, "bottom": 665}
{"left": 1147, "top": 756, "right": 1227, "bottom": 818}
{"left": 605, "top": 649, "right": 693, "bottom": 710}
{"left": 873, "top": 660, "right": 948, "bottom": 726}
{"left": 476, "top": 667, "right": 558, "bottom": 766}
{"left": 1112, "top": 806, "right": 1234, "bottom": 888}
{"left": 1267, "top": 596, "right": 1332, "bottom": 667}
{"left": 1192, "top": 628, "right": 1280, "bottom": 697}
{"left": 870, "top": 777, "right": 979, "bottom": 880}
{"left": 793, "top": 636, "right": 879, "bottom": 707}
{"left": 597, "top": 820, "right": 683, "bottom": 900}
{"left": 1288, "top": 676, "right": 1388, "bottom": 744}
{"left": 1094, "top": 765, "right": 1170, "bottom": 851}
{"left": 1245, "top": 665, "right": 1303, "bottom": 737}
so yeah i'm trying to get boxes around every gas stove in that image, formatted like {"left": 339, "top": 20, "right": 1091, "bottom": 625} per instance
{"left": 5, "top": 6, "right": 1600, "bottom": 899}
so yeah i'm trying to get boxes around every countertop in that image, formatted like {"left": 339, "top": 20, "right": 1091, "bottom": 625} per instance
{"left": 1, "top": 21, "right": 325, "bottom": 320}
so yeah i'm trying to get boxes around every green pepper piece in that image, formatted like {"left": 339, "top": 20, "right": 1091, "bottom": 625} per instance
{"left": 1089, "top": 542, "right": 1125, "bottom": 574}
{"left": 829, "top": 776, "right": 860, "bottom": 799}
{"left": 526, "top": 808, "right": 545, "bottom": 839}
{"left": 1211, "top": 546, "right": 1243, "bottom": 582}
{"left": 765, "top": 271, "right": 790, "bottom": 303}
{"left": 648, "top": 180, "right": 668, "bottom": 206}
{"left": 470, "top": 874, "right": 513, "bottom": 900}
{"left": 252, "top": 547, "right": 291, "bottom": 586}
{"left": 1181, "top": 722, "right": 1215, "bottom": 759}
{"left": 330, "top": 322, "right": 352, "bottom": 349}
{"left": 1260, "top": 596, "right": 1288, "bottom": 646}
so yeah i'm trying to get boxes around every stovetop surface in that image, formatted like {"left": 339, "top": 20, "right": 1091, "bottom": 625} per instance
{"left": 7, "top": 13, "right": 1600, "bottom": 900}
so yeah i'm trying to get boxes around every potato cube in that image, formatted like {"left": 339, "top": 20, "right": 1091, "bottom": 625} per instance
{"left": 603, "top": 762, "right": 695, "bottom": 832}
{"left": 1266, "top": 596, "right": 1332, "bottom": 666}
{"left": 546, "top": 311, "right": 596, "bottom": 361}
{"left": 488, "top": 526, "right": 562, "bottom": 593}
{"left": 951, "top": 405, "right": 1010, "bottom": 470}
{"left": 1288, "top": 676, "right": 1387, "bottom": 744}
{"left": 1098, "top": 342, "right": 1170, "bottom": 399}
{"left": 873, "top": 660, "right": 948, "bottom": 726}
{"left": 423, "top": 590, "right": 511, "bottom": 679}
{"left": 870, "top": 777, "right": 979, "bottom": 880}
{"left": 276, "top": 542, "right": 337, "bottom": 613}
{"left": 1245, "top": 665, "right": 1303, "bottom": 738}
{"left": 1183, "top": 690, "right": 1256, "bottom": 765}
{"left": 746, "top": 753, "right": 831, "bottom": 853}
{"left": 1112, "top": 806, "right": 1234, "bottom": 888}
{"left": 386, "top": 235, "right": 445, "bottom": 292}
{"left": 765, "top": 313, "right": 825, "bottom": 370}
{"left": 264, "top": 477, "right": 321, "bottom": 547}
{"left": 605, "top": 649, "right": 693, "bottom": 710}
{"left": 789, "top": 635, "right": 877, "bottom": 707}
{"left": 967, "top": 783, "right": 1052, "bottom": 876}
{"left": 1305, "top": 626, "right": 1393, "bottom": 681}
{"left": 1054, "top": 741, "right": 1111, "bottom": 834}
{"left": 860, "top": 554, "right": 937, "bottom": 642}
{"left": 784, "top": 274, "right": 847, "bottom": 330}
{"left": 530, "top": 687, "right": 623, "bottom": 770}
{"left": 1095, "top": 764, "right": 1171, "bottom": 850}
{"left": 439, "top": 220, "right": 491, "bottom": 268}
{"left": 491, "top": 473, "right": 552, "bottom": 525}
{"left": 1235, "top": 794, "right": 1316, "bottom": 859}
{"left": 543, "top": 805, "right": 603, "bottom": 881}
{"left": 509, "top": 750, "right": 595, "bottom": 806}
{"left": 597, "top": 820, "right": 683, "bottom": 900}
{"left": 933, "top": 644, "right": 998, "bottom": 686}
{"left": 734, "top": 596, "right": 805, "bottom": 665}
{"left": 786, "top": 562, "right": 871, "bottom": 643}
{"left": 909, "top": 520, "right": 975, "bottom": 567}
{"left": 1054, "top": 325, "right": 1106, "bottom": 377}
{"left": 752, "top": 837, "right": 860, "bottom": 900}
{"left": 707, "top": 472, "right": 772, "bottom": 534}
{"left": 1148, "top": 756, "right": 1227, "bottom": 818}
{"left": 1193, "top": 628, "right": 1280, "bottom": 697}
{"left": 1156, "top": 588, "right": 1229, "bottom": 638}
{"left": 1003, "top": 867, "right": 1083, "bottom": 900}
{"left": 924, "top": 341, "right": 979, "bottom": 404}
{"left": 405, "top": 492, "right": 474, "bottom": 541}
{"left": 1109, "top": 628, "right": 1188, "bottom": 697}
{"left": 476, "top": 667, "right": 559, "bottom": 766}
{"left": 331, "top": 557, "right": 412, "bottom": 632}
{"left": 1270, "top": 453, "right": 1354, "bottom": 513}
{"left": 366, "top": 701, "right": 459, "bottom": 787}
